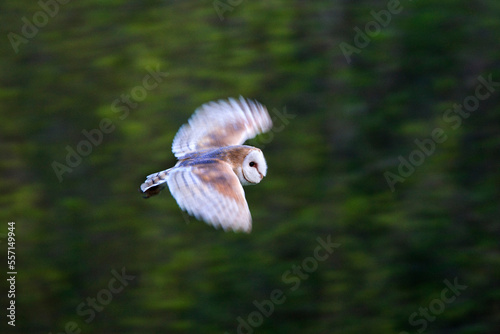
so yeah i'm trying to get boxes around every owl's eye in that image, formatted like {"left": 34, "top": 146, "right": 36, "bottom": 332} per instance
{"left": 249, "top": 162, "right": 256, "bottom": 167}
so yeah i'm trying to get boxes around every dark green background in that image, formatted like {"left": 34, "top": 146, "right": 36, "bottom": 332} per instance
{"left": 1, "top": 0, "right": 499, "bottom": 333}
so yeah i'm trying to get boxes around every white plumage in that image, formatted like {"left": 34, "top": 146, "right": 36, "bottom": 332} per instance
{"left": 140, "top": 97, "right": 273, "bottom": 232}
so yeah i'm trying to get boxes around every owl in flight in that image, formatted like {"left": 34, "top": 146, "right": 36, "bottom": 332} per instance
{"left": 140, "top": 97, "right": 273, "bottom": 233}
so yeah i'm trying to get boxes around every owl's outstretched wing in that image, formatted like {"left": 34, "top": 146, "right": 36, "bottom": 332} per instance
{"left": 166, "top": 160, "right": 252, "bottom": 232}
{"left": 172, "top": 97, "right": 272, "bottom": 158}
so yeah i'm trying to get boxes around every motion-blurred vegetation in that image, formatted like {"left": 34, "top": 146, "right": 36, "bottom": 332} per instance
{"left": 1, "top": 0, "right": 499, "bottom": 333}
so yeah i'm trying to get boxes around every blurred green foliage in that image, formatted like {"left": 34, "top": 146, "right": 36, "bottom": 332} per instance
{"left": 1, "top": 0, "right": 499, "bottom": 333}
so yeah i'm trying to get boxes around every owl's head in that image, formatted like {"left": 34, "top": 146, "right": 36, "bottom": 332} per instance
{"left": 240, "top": 149, "right": 267, "bottom": 185}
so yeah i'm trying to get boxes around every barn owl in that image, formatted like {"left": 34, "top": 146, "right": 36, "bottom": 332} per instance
{"left": 140, "top": 97, "right": 273, "bottom": 233}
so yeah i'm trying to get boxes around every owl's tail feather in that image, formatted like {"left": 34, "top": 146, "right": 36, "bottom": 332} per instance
{"left": 140, "top": 168, "right": 172, "bottom": 199}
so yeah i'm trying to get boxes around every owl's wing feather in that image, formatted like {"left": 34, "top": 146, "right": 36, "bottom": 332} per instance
{"left": 166, "top": 161, "right": 252, "bottom": 232}
{"left": 172, "top": 97, "right": 273, "bottom": 158}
